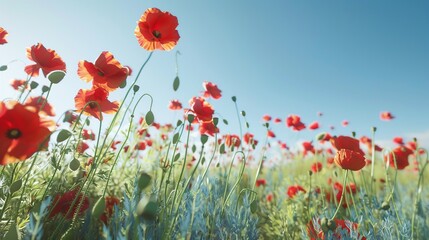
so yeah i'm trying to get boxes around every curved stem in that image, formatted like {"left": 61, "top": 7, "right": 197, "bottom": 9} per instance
{"left": 330, "top": 170, "right": 349, "bottom": 220}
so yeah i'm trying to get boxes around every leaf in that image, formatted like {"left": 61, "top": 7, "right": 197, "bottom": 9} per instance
{"left": 4, "top": 223, "right": 19, "bottom": 240}
{"left": 69, "top": 158, "right": 80, "bottom": 171}
{"left": 10, "top": 179, "right": 22, "bottom": 194}
{"left": 57, "top": 129, "right": 72, "bottom": 143}
{"left": 172, "top": 132, "right": 180, "bottom": 144}
{"left": 250, "top": 200, "right": 258, "bottom": 213}
{"left": 173, "top": 76, "right": 180, "bottom": 91}
{"left": 145, "top": 111, "right": 154, "bottom": 125}
{"left": 138, "top": 172, "right": 151, "bottom": 191}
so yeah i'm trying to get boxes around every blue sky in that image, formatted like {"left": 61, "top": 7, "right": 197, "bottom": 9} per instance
{"left": 1, "top": 1, "right": 428, "bottom": 149}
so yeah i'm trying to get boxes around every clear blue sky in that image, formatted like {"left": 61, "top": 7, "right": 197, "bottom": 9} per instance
{"left": 1, "top": 1, "right": 428, "bottom": 149}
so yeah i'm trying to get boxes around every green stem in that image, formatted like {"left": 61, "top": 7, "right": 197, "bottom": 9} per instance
{"left": 330, "top": 170, "right": 349, "bottom": 220}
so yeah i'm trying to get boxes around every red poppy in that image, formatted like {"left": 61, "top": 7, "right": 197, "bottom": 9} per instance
{"left": 198, "top": 121, "right": 219, "bottom": 137}
{"left": 407, "top": 141, "right": 417, "bottom": 151}
{"left": 135, "top": 141, "right": 146, "bottom": 150}
{"left": 267, "top": 130, "right": 276, "bottom": 138}
{"left": 302, "top": 141, "right": 315, "bottom": 156}
{"left": 334, "top": 149, "right": 366, "bottom": 171}
{"left": 380, "top": 111, "right": 394, "bottom": 121}
{"left": 24, "top": 96, "right": 56, "bottom": 116}
{"left": 331, "top": 135, "right": 365, "bottom": 156}
{"left": 262, "top": 115, "right": 272, "bottom": 122}
{"left": 307, "top": 218, "right": 366, "bottom": 240}
{"left": 384, "top": 146, "right": 413, "bottom": 169}
{"left": 76, "top": 141, "right": 89, "bottom": 154}
{"left": 266, "top": 193, "right": 274, "bottom": 202}
{"left": 0, "top": 27, "right": 7, "bottom": 44}
{"left": 189, "top": 97, "right": 214, "bottom": 122}
{"left": 287, "top": 185, "right": 306, "bottom": 198}
{"left": 111, "top": 140, "right": 122, "bottom": 150}
{"left": 279, "top": 142, "right": 288, "bottom": 150}
{"left": 169, "top": 99, "right": 182, "bottom": 110}
{"left": 49, "top": 190, "right": 90, "bottom": 219}
{"left": 311, "top": 162, "right": 323, "bottom": 173}
{"left": 135, "top": 8, "right": 180, "bottom": 51}
{"left": 100, "top": 196, "right": 120, "bottom": 224}
{"left": 308, "top": 121, "right": 319, "bottom": 130}
{"left": 342, "top": 120, "right": 349, "bottom": 127}
{"left": 24, "top": 43, "right": 66, "bottom": 77}
{"left": 224, "top": 134, "right": 241, "bottom": 148}
{"left": 393, "top": 137, "right": 404, "bottom": 145}
{"left": 74, "top": 87, "right": 119, "bottom": 120}
{"left": 202, "top": 81, "right": 222, "bottom": 99}
{"left": 325, "top": 182, "right": 358, "bottom": 208}
{"left": 10, "top": 79, "right": 28, "bottom": 90}
{"left": 243, "top": 132, "right": 258, "bottom": 146}
{"left": 286, "top": 114, "right": 306, "bottom": 131}
{"left": 273, "top": 118, "right": 282, "bottom": 123}
{"left": 360, "top": 136, "right": 383, "bottom": 154}
{"left": 255, "top": 179, "right": 267, "bottom": 187}
{"left": 63, "top": 110, "right": 78, "bottom": 125}
{"left": 82, "top": 129, "right": 96, "bottom": 140}
{"left": 78, "top": 51, "right": 128, "bottom": 92}
{"left": 0, "top": 101, "right": 55, "bottom": 165}
{"left": 319, "top": 133, "right": 332, "bottom": 144}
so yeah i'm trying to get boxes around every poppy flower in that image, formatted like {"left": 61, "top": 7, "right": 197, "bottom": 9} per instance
{"left": 0, "top": 101, "right": 55, "bottom": 165}
{"left": 331, "top": 136, "right": 365, "bottom": 156}
{"left": 74, "top": 87, "right": 119, "bottom": 120}
{"left": 202, "top": 81, "right": 222, "bottom": 99}
{"left": 287, "top": 185, "right": 306, "bottom": 198}
{"left": 286, "top": 114, "right": 306, "bottom": 131}
{"left": 319, "top": 133, "right": 332, "bottom": 144}
{"left": 135, "top": 141, "right": 146, "bottom": 150}
{"left": 10, "top": 79, "right": 28, "bottom": 90}
{"left": 302, "top": 141, "right": 315, "bottom": 156}
{"left": 334, "top": 149, "right": 366, "bottom": 171}
{"left": 255, "top": 179, "right": 267, "bottom": 187}
{"left": 273, "top": 118, "right": 282, "bottom": 123}
{"left": 384, "top": 146, "right": 413, "bottom": 170}
{"left": 224, "top": 134, "right": 241, "bottom": 148}
{"left": 0, "top": 27, "right": 8, "bottom": 45}
{"left": 308, "top": 121, "right": 319, "bottom": 130}
{"left": 262, "top": 115, "right": 272, "bottom": 122}
{"left": 168, "top": 99, "right": 182, "bottom": 110}
{"left": 267, "top": 130, "right": 276, "bottom": 138}
{"left": 198, "top": 121, "right": 219, "bottom": 137}
{"left": 76, "top": 141, "right": 89, "bottom": 154}
{"left": 24, "top": 43, "right": 66, "bottom": 77}
{"left": 393, "top": 137, "right": 404, "bottom": 145}
{"left": 407, "top": 141, "right": 417, "bottom": 151}
{"left": 266, "top": 193, "right": 274, "bottom": 202}
{"left": 100, "top": 196, "right": 120, "bottom": 224}
{"left": 307, "top": 218, "right": 366, "bottom": 240}
{"left": 77, "top": 51, "right": 128, "bottom": 92}
{"left": 380, "top": 111, "right": 394, "bottom": 121}
{"left": 342, "top": 120, "right": 349, "bottom": 127}
{"left": 49, "top": 190, "right": 90, "bottom": 219}
{"left": 243, "top": 132, "right": 258, "bottom": 146}
{"left": 111, "top": 140, "right": 122, "bottom": 150}
{"left": 188, "top": 97, "right": 214, "bottom": 122}
{"left": 135, "top": 8, "right": 180, "bottom": 51}
{"left": 360, "top": 136, "right": 383, "bottom": 155}
{"left": 82, "top": 129, "right": 96, "bottom": 140}
{"left": 24, "top": 96, "right": 56, "bottom": 116}
{"left": 63, "top": 110, "right": 78, "bottom": 124}
{"left": 311, "top": 162, "right": 323, "bottom": 173}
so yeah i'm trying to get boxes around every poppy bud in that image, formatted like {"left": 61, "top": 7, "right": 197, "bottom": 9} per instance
{"left": 0, "top": 65, "right": 7, "bottom": 71}
{"left": 47, "top": 70, "right": 66, "bottom": 84}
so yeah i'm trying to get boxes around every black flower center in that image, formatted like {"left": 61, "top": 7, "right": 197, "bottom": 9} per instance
{"left": 7, "top": 129, "right": 22, "bottom": 139}
{"left": 97, "top": 71, "right": 104, "bottom": 77}
{"left": 152, "top": 30, "right": 161, "bottom": 39}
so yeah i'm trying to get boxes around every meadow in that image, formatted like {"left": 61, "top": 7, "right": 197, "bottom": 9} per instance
{"left": 1, "top": 7, "right": 428, "bottom": 240}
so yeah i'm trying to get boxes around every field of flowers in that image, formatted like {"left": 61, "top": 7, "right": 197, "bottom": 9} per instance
{"left": 1, "top": 7, "right": 428, "bottom": 240}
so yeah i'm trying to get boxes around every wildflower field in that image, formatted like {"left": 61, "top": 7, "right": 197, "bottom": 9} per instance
{"left": 1, "top": 5, "right": 429, "bottom": 240}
